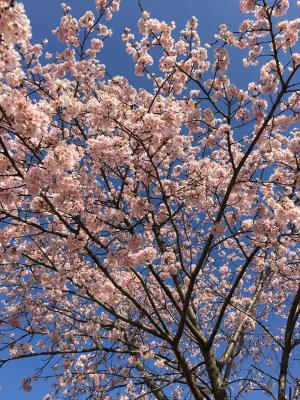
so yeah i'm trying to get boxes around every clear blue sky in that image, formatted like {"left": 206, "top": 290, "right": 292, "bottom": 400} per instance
{"left": 1, "top": 1, "right": 299, "bottom": 399}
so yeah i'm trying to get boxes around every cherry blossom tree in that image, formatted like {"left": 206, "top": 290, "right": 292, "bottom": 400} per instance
{"left": 0, "top": 0, "right": 300, "bottom": 399}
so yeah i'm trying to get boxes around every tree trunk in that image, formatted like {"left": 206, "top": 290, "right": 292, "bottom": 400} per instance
{"left": 203, "top": 348, "right": 229, "bottom": 400}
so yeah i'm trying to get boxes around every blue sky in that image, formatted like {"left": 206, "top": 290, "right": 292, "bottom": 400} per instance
{"left": 1, "top": 0, "right": 299, "bottom": 399}
{"left": 23, "top": 0, "right": 249, "bottom": 89}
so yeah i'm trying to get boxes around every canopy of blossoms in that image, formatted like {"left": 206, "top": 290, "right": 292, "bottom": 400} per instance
{"left": 0, "top": 0, "right": 299, "bottom": 399}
